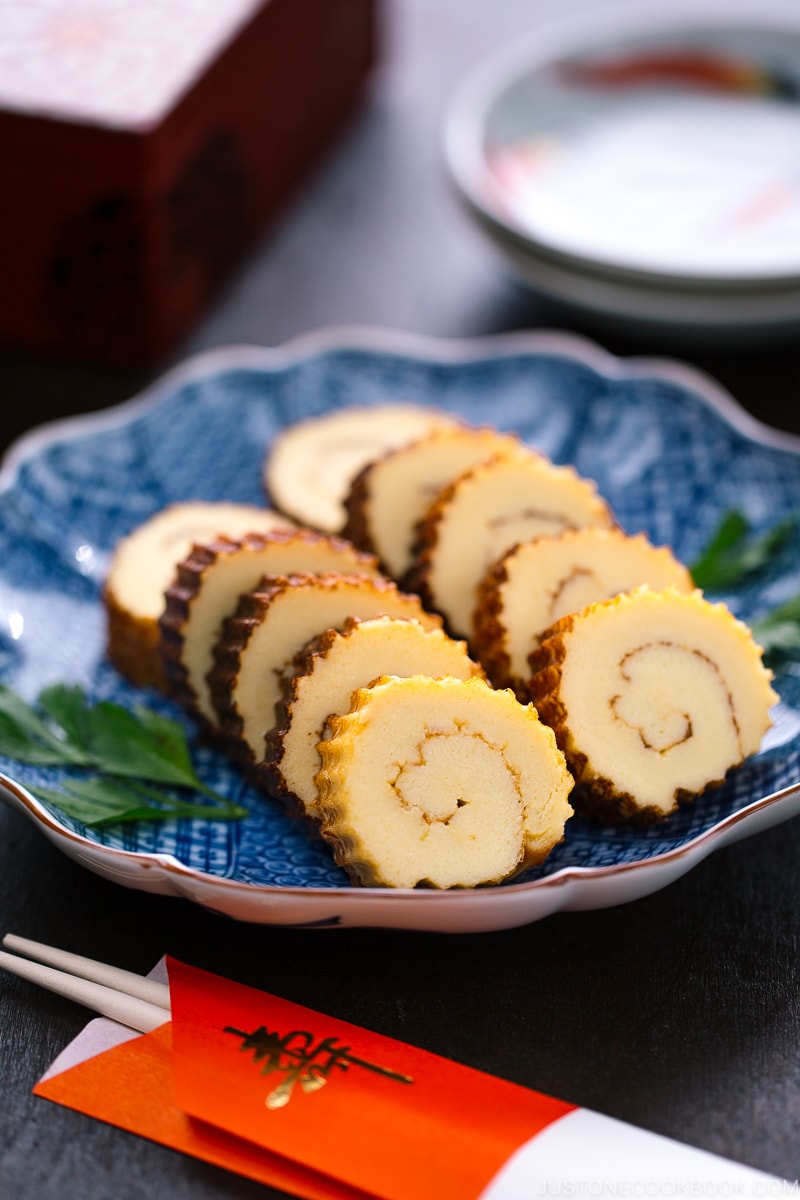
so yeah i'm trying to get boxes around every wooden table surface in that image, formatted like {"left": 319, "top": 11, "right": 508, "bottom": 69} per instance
{"left": 2, "top": 3, "right": 800, "bottom": 1197}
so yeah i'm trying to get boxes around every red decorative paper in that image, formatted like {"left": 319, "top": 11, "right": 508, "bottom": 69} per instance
{"left": 166, "top": 958, "right": 574, "bottom": 1200}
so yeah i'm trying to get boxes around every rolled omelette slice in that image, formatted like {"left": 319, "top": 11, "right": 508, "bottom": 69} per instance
{"left": 474, "top": 528, "right": 694, "bottom": 696}
{"left": 265, "top": 615, "right": 483, "bottom": 815}
{"left": 406, "top": 450, "right": 616, "bottom": 640}
{"left": 315, "top": 674, "right": 574, "bottom": 889}
{"left": 342, "top": 424, "right": 524, "bottom": 578}
{"left": 528, "top": 586, "right": 778, "bottom": 823}
{"left": 104, "top": 501, "right": 295, "bottom": 689}
{"left": 210, "top": 574, "right": 443, "bottom": 764}
{"left": 160, "top": 528, "right": 383, "bottom": 725}
{"left": 263, "top": 402, "right": 460, "bottom": 533}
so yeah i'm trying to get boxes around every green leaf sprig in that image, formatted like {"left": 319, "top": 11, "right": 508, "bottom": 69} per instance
{"left": 689, "top": 509, "right": 800, "bottom": 668}
{"left": 689, "top": 510, "right": 798, "bottom": 591}
{"left": 0, "top": 684, "right": 247, "bottom": 827}
{"left": 751, "top": 595, "right": 800, "bottom": 666}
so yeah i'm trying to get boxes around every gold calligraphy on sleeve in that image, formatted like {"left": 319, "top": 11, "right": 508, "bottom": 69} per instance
{"left": 224, "top": 1024, "right": 414, "bottom": 1109}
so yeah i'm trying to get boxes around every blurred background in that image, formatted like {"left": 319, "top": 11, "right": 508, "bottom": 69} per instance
{"left": 1, "top": 0, "right": 798, "bottom": 449}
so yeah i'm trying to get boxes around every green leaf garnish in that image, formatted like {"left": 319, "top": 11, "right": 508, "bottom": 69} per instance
{"left": 0, "top": 684, "right": 246, "bottom": 826}
{"left": 34, "top": 777, "right": 247, "bottom": 827}
{"left": 752, "top": 594, "right": 800, "bottom": 666}
{"left": 37, "top": 683, "right": 95, "bottom": 754}
{"left": 0, "top": 686, "right": 94, "bottom": 766}
{"left": 84, "top": 700, "right": 201, "bottom": 787}
{"left": 34, "top": 778, "right": 180, "bottom": 826}
{"left": 690, "top": 510, "right": 798, "bottom": 590}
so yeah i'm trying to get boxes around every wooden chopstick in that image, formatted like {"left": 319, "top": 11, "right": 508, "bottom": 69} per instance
{"left": 3, "top": 934, "right": 170, "bottom": 1009}
{"left": 0, "top": 933, "right": 170, "bottom": 1033}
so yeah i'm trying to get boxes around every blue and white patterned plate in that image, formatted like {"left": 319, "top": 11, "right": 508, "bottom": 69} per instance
{"left": 1, "top": 328, "right": 799, "bottom": 932}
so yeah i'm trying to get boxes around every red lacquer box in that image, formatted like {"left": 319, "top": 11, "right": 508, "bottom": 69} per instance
{"left": 0, "top": 0, "right": 379, "bottom": 367}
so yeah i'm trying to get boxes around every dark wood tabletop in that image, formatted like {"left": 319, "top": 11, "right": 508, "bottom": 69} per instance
{"left": 2, "top": 3, "right": 800, "bottom": 1197}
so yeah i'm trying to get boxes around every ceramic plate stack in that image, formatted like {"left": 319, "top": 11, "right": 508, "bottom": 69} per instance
{"left": 444, "top": 0, "right": 800, "bottom": 340}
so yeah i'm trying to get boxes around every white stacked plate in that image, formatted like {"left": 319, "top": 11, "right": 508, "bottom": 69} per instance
{"left": 444, "top": 0, "right": 800, "bottom": 339}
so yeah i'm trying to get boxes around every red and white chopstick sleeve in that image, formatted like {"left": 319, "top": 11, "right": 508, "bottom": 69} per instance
{"left": 35, "top": 957, "right": 790, "bottom": 1200}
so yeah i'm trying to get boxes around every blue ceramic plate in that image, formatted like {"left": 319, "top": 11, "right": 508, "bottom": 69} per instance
{"left": 1, "top": 328, "right": 799, "bottom": 932}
